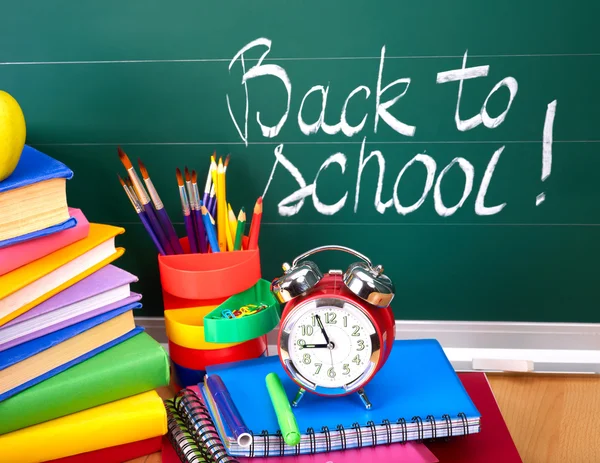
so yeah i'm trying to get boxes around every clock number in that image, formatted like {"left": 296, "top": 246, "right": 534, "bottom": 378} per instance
{"left": 343, "top": 364, "right": 350, "bottom": 375}
{"left": 327, "top": 367, "right": 336, "bottom": 378}
{"left": 311, "top": 315, "right": 317, "bottom": 326}
{"left": 356, "top": 340, "right": 365, "bottom": 351}
{"left": 314, "top": 363, "right": 322, "bottom": 375}
{"left": 352, "top": 325, "right": 361, "bottom": 336}
{"left": 325, "top": 312, "right": 337, "bottom": 324}
{"left": 343, "top": 316, "right": 348, "bottom": 327}
{"left": 301, "top": 325, "right": 313, "bottom": 336}
{"left": 352, "top": 354, "right": 361, "bottom": 365}
{"left": 303, "top": 353, "right": 311, "bottom": 364}
{"left": 297, "top": 339, "right": 306, "bottom": 348}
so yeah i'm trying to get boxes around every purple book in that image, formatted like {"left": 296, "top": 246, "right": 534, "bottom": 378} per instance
{"left": 0, "top": 265, "right": 141, "bottom": 352}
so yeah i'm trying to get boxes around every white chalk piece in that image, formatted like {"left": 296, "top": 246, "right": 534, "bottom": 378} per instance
{"left": 472, "top": 358, "right": 534, "bottom": 372}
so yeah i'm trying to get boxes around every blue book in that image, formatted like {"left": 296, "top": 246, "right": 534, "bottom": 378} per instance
{"left": 0, "top": 145, "right": 73, "bottom": 246}
{"left": 0, "top": 304, "right": 141, "bottom": 402}
{"left": 0, "top": 217, "right": 77, "bottom": 249}
{"left": 198, "top": 339, "right": 481, "bottom": 457}
{"left": 0, "top": 145, "right": 73, "bottom": 193}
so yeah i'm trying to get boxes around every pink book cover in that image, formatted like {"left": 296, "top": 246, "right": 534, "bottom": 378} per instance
{"left": 238, "top": 442, "right": 438, "bottom": 463}
{"left": 0, "top": 208, "right": 90, "bottom": 276}
{"left": 0, "top": 265, "right": 141, "bottom": 351}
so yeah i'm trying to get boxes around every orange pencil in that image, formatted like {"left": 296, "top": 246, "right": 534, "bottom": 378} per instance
{"left": 248, "top": 197, "right": 263, "bottom": 250}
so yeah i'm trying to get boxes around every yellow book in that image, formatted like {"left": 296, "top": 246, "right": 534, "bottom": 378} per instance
{"left": 0, "top": 223, "right": 124, "bottom": 327}
{"left": 0, "top": 390, "right": 167, "bottom": 463}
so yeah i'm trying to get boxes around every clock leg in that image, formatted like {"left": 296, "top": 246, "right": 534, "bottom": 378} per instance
{"left": 291, "top": 388, "right": 306, "bottom": 407}
{"left": 357, "top": 388, "right": 372, "bottom": 409}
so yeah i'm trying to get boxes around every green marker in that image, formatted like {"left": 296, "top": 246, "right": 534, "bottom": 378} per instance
{"left": 265, "top": 372, "right": 301, "bottom": 446}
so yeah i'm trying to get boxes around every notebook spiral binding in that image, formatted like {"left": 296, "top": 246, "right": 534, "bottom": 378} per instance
{"left": 166, "top": 404, "right": 204, "bottom": 463}
{"left": 174, "top": 387, "right": 473, "bottom": 458}
{"left": 175, "top": 388, "right": 240, "bottom": 463}
{"left": 243, "top": 411, "right": 473, "bottom": 456}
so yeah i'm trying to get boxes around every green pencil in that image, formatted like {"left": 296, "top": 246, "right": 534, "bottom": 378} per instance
{"left": 233, "top": 208, "right": 246, "bottom": 251}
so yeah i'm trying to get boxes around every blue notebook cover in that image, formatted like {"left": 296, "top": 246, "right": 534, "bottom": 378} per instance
{"left": 0, "top": 304, "right": 141, "bottom": 402}
{"left": 0, "top": 216, "right": 77, "bottom": 249}
{"left": 0, "top": 145, "right": 72, "bottom": 193}
{"left": 205, "top": 339, "right": 480, "bottom": 439}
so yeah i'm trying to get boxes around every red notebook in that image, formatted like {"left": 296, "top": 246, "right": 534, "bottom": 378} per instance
{"left": 48, "top": 436, "right": 162, "bottom": 463}
{"left": 427, "top": 373, "right": 522, "bottom": 463}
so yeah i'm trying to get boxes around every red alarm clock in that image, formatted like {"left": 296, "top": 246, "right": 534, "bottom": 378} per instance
{"left": 271, "top": 245, "right": 395, "bottom": 409}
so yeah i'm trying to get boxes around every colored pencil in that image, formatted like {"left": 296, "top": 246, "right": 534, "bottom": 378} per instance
{"left": 216, "top": 159, "right": 227, "bottom": 251}
{"left": 248, "top": 197, "right": 263, "bottom": 250}
{"left": 118, "top": 147, "right": 174, "bottom": 255}
{"left": 228, "top": 203, "right": 238, "bottom": 244}
{"left": 176, "top": 168, "right": 198, "bottom": 253}
{"left": 223, "top": 155, "right": 233, "bottom": 251}
{"left": 138, "top": 159, "right": 183, "bottom": 254}
{"left": 210, "top": 156, "right": 218, "bottom": 194}
{"left": 233, "top": 208, "right": 246, "bottom": 251}
{"left": 191, "top": 170, "right": 208, "bottom": 253}
{"left": 118, "top": 175, "right": 165, "bottom": 255}
{"left": 208, "top": 183, "right": 217, "bottom": 218}
{"left": 202, "top": 154, "right": 214, "bottom": 208}
{"left": 201, "top": 205, "right": 220, "bottom": 252}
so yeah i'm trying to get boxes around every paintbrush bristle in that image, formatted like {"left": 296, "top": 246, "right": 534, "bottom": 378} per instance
{"left": 224, "top": 154, "right": 230, "bottom": 168}
{"left": 185, "top": 167, "right": 191, "bottom": 182}
{"left": 138, "top": 159, "right": 149, "bottom": 179}
{"left": 176, "top": 168, "right": 184, "bottom": 186}
{"left": 117, "top": 147, "right": 133, "bottom": 169}
{"left": 117, "top": 174, "right": 126, "bottom": 187}
{"left": 192, "top": 170, "right": 198, "bottom": 183}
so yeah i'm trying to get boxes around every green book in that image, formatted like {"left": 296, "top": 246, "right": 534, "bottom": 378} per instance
{"left": 0, "top": 331, "right": 170, "bottom": 435}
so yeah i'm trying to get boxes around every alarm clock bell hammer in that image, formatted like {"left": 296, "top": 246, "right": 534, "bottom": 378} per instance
{"left": 272, "top": 245, "right": 396, "bottom": 409}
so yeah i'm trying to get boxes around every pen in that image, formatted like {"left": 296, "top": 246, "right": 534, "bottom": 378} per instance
{"left": 207, "top": 374, "right": 253, "bottom": 447}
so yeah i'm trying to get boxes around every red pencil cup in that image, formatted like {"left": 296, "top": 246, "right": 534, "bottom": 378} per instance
{"left": 158, "top": 237, "right": 261, "bottom": 306}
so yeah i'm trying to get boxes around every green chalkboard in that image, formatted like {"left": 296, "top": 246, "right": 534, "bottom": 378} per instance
{"left": 1, "top": 1, "right": 599, "bottom": 321}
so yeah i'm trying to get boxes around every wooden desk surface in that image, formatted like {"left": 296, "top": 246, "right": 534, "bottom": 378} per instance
{"left": 131, "top": 374, "right": 600, "bottom": 463}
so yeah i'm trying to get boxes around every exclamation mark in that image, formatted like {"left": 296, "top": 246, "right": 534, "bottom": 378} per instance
{"left": 536, "top": 100, "right": 557, "bottom": 206}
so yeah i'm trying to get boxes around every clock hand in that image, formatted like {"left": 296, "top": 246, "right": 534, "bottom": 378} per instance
{"left": 314, "top": 314, "right": 331, "bottom": 345}
{"left": 301, "top": 343, "right": 329, "bottom": 349}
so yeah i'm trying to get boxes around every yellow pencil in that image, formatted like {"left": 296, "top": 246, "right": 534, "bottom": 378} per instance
{"left": 228, "top": 203, "right": 238, "bottom": 243}
{"left": 210, "top": 154, "right": 218, "bottom": 196}
{"left": 216, "top": 159, "right": 227, "bottom": 251}
{"left": 223, "top": 155, "right": 232, "bottom": 250}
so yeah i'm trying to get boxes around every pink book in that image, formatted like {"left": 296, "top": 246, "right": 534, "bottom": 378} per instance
{"left": 239, "top": 442, "right": 438, "bottom": 463}
{"left": 0, "top": 208, "right": 90, "bottom": 276}
{"left": 0, "top": 265, "right": 141, "bottom": 351}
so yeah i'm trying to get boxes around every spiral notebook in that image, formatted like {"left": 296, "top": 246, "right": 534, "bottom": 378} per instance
{"left": 185, "top": 339, "right": 480, "bottom": 458}
{"left": 165, "top": 390, "right": 439, "bottom": 463}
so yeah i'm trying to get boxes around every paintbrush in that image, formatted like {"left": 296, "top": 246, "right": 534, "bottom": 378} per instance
{"left": 185, "top": 167, "right": 203, "bottom": 253}
{"left": 118, "top": 174, "right": 166, "bottom": 255}
{"left": 191, "top": 170, "right": 208, "bottom": 253}
{"left": 117, "top": 147, "right": 174, "bottom": 255}
{"left": 138, "top": 159, "right": 183, "bottom": 254}
{"left": 176, "top": 168, "right": 198, "bottom": 253}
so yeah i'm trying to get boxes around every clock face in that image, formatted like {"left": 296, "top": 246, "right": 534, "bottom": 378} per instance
{"left": 280, "top": 298, "right": 379, "bottom": 392}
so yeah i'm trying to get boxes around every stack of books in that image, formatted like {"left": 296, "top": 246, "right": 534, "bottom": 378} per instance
{"left": 0, "top": 146, "right": 170, "bottom": 463}
{"left": 165, "top": 339, "right": 523, "bottom": 463}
